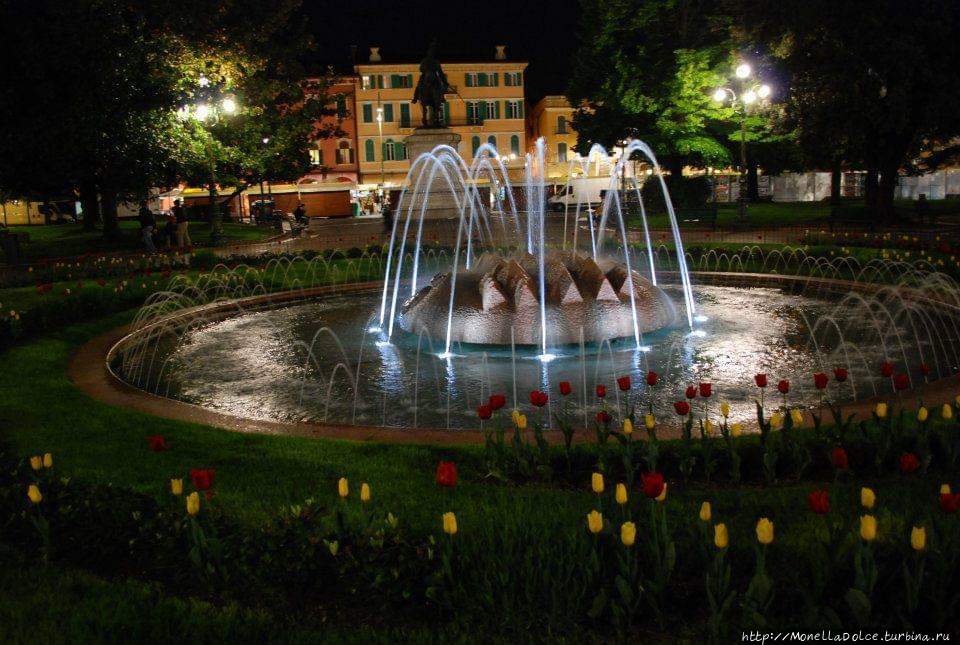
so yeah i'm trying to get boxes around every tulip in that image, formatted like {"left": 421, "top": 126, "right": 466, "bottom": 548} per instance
{"left": 910, "top": 526, "right": 926, "bottom": 551}
{"left": 596, "top": 384, "right": 606, "bottom": 399}
{"left": 730, "top": 422, "right": 743, "bottom": 437}
{"left": 42, "top": 453, "right": 52, "bottom": 469}
{"left": 29, "top": 456, "right": 42, "bottom": 471}
{"left": 529, "top": 390, "right": 548, "bottom": 407}
{"left": 830, "top": 446, "right": 849, "bottom": 470}
{"left": 860, "top": 514, "right": 877, "bottom": 541}
{"left": 511, "top": 409, "right": 521, "bottom": 426}
{"left": 880, "top": 361, "right": 894, "bottom": 378}
{"left": 756, "top": 518, "right": 774, "bottom": 544}
{"left": 190, "top": 469, "right": 215, "bottom": 491}
{"left": 941, "top": 484, "right": 952, "bottom": 495}
{"left": 186, "top": 491, "right": 200, "bottom": 516}
{"left": 620, "top": 521, "right": 636, "bottom": 547}
{"left": 719, "top": 401, "right": 730, "bottom": 418}
{"left": 170, "top": 478, "right": 183, "bottom": 496}
{"left": 920, "top": 363, "right": 931, "bottom": 376}
{"left": 777, "top": 379, "right": 790, "bottom": 394}
{"left": 754, "top": 373, "right": 768, "bottom": 388}
{"left": 615, "top": 483, "right": 628, "bottom": 505}
{"left": 685, "top": 385, "right": 697, "bottom": 399}
{"left": 337, "top": 477, "right": 349, "bottom": 498}
{"left": 436, "top": 461, "right": 457, "bottom": 487}
{"left": 894, "top": 373, "right": 910, "bottom": 391}
{"left": 770, "top": 411, "right": 783, "bottom": 430}
{"left": 587, "top": 510, "right": 603, "bottom": 534}
{"left": 704, "top": 419, "right": 715, "bottom": 436}
{"left": 516, "top": 413, "right": 528, "bottom": 430}
{"left": 387, "top": 512, "right": 399, "bottom": 529}
{"left": 790, "top": 408, "right": 804, "bottom": 427}
{"left": 807, "top": 489, "right": 830, "bottom": 514}
{"left": 488, "top": 394, "right": 506, "bottom": 410}
{"left": 899, "top": 452, "right": 920, "bottom": 474}
{"left": 617, "top": 375, "right": 631, "bottom": 391}
{"left": 656, "top": 483, "right": 668, "bottom": 502}
{"left": 644, "top": 414, "right": 655, "bottom": 430}
{"left": 813, "top": 372, "right": 829, "bottom": 390}
{"left": 875, "top": 402, "right": 888, "bottom": 419}
{"left": 941, "top": 492, "right": 960, "bottom": 513}
{"left": 327, "top": 540, "right": 339, "bottom": 556}
{"left": 442, "top": 511, "right": 458, "bottom": 536}
{"left": 477, "top": 404, "right": 493, "bottom": 420}
{"left": 27, "top": 484, "right": 42, "bottom": 504}
{"left": 622, "top": 418, "right": 633, "bottom": 436}
{"left": 698, "top": 382, "right": 712, "bottom": 398}
{"left": 699, "top": 501, "right": 712, "bottom": 522}
{"left": 714, "top": 523, "right": 729, "bottom": 549}
{"left": 917, "top": 407, "right": 929, "bottom": 423}
{"left": 646, "top": 371, "right": 659, "bottom": 387}
{"left": 596, "top": 410, "right": 611, "bottom": 425}
{"left": 641, "top": 472, "right": 664, "bottom": 498}
{"left": 559, "top": 381, "right": 572, "bottom": 396}
{"left": 860, "top": 487, "right": 876, "bottom": 509}
{"left": 674, "top": 400, "right": 691, "bottom": 416}
{"left": 360, "top": 482, "right": 371, "bottom": 503}
{"left": 147, "top": 435, "right": 167, "bottom": 452}
{"left": 591, "top": 472, "right": 604, "bottom": 494}
{"left": 833, "top": 367, "right": 848, "bottom": 382}
{"left": 942, "top": 404, "right": 953, "bottom": 420}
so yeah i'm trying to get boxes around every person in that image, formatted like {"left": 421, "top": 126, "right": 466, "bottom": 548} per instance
{"left": 382, "top": 203, "right": 393, "bottom": 234}
{"left": 173, "top": 198, "right": 191, "bottom": 250}
{"left": 162, "top": 213, "right": 177, "bottom": 249}
{"left": 138, "top": 200, "right": 156, "bottom": 253}
{"left": 293, "top": 202, "right": 307, "bottom": 225}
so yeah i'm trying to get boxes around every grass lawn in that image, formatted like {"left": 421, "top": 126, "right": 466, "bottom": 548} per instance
{"left": 5, "top": 220, "right": 274, "bottom": 263}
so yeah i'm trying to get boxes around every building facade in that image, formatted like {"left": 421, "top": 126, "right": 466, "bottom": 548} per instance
{"left": 353, "top": 47, "right": 529, "bottom": 186}
{"left": 528, "top": 95, "right": 579, "bottom": 181}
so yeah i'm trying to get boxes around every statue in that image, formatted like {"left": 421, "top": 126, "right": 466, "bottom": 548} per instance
{"left": 412, "top": 41, "right": 452, "bottom": 128}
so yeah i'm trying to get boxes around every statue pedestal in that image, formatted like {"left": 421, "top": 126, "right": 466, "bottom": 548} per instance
{"left": 401, "top": 128, "right": 464, "bottom": 220}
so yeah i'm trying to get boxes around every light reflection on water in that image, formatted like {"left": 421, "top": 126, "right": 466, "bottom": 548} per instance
{"left": 156, "top": 285, "right": 888, "bottom": 430}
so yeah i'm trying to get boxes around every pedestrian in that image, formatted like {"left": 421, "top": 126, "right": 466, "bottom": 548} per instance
{"left": 138, "top": 200, "right": 156, "bottom": 253}
{"left": 173, "top": 198, "right": 191, "bottom": 250}
{"left": 382, "top": 203, "right": 393, "bottom": 234}
{"left": 293, "top": 202, "right": 307, "bottom": 224}
{"left": 162, "top": 213, "right": 177, "bottom": 249}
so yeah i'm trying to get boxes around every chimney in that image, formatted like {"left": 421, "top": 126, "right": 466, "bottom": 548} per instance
{"left": 369, "top": 47, "right": 381, "bottom": 62}
{"left": 494, "top": 45, "right": 507, "bottom": 60}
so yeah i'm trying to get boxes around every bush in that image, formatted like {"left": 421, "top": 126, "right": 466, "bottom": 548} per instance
{"left": 640, "top": 175, "right": 712, "bottom": 213}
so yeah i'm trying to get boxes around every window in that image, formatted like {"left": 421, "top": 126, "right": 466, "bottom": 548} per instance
{"left": 309, "top": 148, "right": 323, "bottom": 166}
{"left": 477, "top": 72, "right": 488, "bottom": 87}
{"left": 466, "top": 101, "right": 482, "bottom": 125}
{"left": 505, "top": 100, "right": 522, "bottom": 119}
{"left": 465, "top": 72, "right": 477, "bottom": 87}
{"left": 488, "top": 72, "right": 499, "bottom": 86}
{"left": 510, "top": 135, "right": 520, "bottom": 156}
{"left": 396, "top": 140, "right": 407, "bottom": 160}
{"left": 336, "top": 140, "right": 353, "bottom": 165}
{"left": 471, "top": 135, "right": 481, "bottom": 157}
{"left": 382, "top": 103, "right": 394, "bottom": 122}
{"left": 383, "top": 139, "right": 396, "bottom": 161}
{"left": 485, "top": 101, "right": 500, "bottom": 120}
{"left": 442, "top": 101, "right": 450, "bottom": 125}
{"left": 557, "top": 142, "right": 568, "bottom": 163}
{"left": 556, "top": 116, "right": 568, "bottom": 134}
{"left": 390, "top": 74, "right": 413, "bottom": 88}
{"left": 336, "top": 96, "right": 347, "bottom": 118}
{"left": 504, "top": 71, "right": 522, "bottom": 86}
{"left": 364, "top": 139, "right": 375, "bottom": 162}
{"left": 362, "top": 103, "right": 373, "bottom": 123}
{"left": 361, "top": 75, "right": 373, "bottom": 90}
{"left": 400, "top": 103, "right": 411, "bottom": 128}
{"left": 487, "top": 135, "right": 497, "bottom": 151}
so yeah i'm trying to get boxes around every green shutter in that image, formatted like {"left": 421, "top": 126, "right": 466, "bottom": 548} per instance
{"left": 382, "top": 141, "right": 389, "bottom": 160}
{"left": 478, "top": 101, "right": 487, "bottom": 121}
{"left": 400, "top": 103, "right": 410, "bottom": 127}
{"left": 518, "top": 102, "right": 524, "bottom": 118}
{"left": 465, "top": 73, "right": 473, "bottom": 87}
{"left": 478, "top": 72, "right": 488, "bottom": 87}
{"left": 383, "top": 103, "right": 393, "bottom": 122}
{"left": 491, "top": 72, "right": 499, "bottom": 86}
{"left": 364, "top": 139, "right": 375, "bottom": 161}
{"left": 505, "top": 73, "right": 513, "bottom": 87}
{"left": 488, "top": 135, "right": 496, "bottom": 149}
{"left": 443, "top": 101, "right": 450, "bottom": 125}
{"left": 471, "top": 136, "right": 480, "bottom": 156}
{"left": 395, "top": 141, "right": 405, "bottom": 160}
{"left": 407, "top": 73, "right": 414, "bottom": 87}
{"left": 362, "top": 103, "right": 373, "bottom": 123}
{"left": 511, "top": 135, "right": 520, "bottom": 155}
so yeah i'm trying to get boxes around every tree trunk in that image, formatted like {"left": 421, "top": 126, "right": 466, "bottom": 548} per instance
{"left": 830, "top": 159, "right": 842, "bottom": 205}
{"left": 747, "top": 158, "right": 759, "bottom": 201}
{"left": 100, "top": 190, "right": 120, "bottom": 238}
{"left": 877, "top": 163, "right": 899, "bottom": 222}
{"left": 666, "top": 156, "right": 684, "bottom": 192}
{"left": 864, "top": 168, "right": 879, "bottom": 210}
{"left": 79, "top": 178, "right": 100, "bottom": 231}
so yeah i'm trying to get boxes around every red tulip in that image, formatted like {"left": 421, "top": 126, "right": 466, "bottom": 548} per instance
{"left": 833, "top": 367, "right": 848, "bottom": 383}
{"left": 488, "top": 394, "right": 506, "bottom": 411}
{"left": 684, "top": 385, "right": 697, "bottom": 399}
{"left": 899, "top": 452, "right": 919, "bottom": 474}
{"left": 617, "top": 375, "right": 631, "bottom": 391}
{"left": 807, "top": 489, "right": 830, "bottom": 514}
{"left": 940, "top": 492, "right": 960, "bottom": 513}
{"left": 595, "top": 384, "right": 606, "bottom": 399}
{"left": 146, "top": 435, "right": 167, "bottom": 452}
{"left": 673, "top": 401, "right": 690, "bottom": 416}
{"left": 754, "top": 373, "right": 768, "bottom": 388}
{"left": 436, "top": 461, "right": 457, "bottom": 487}
{"left": 777, "top": 380, "right": 790, "bottom": 394}
{"left": 529, "top": 390, "right": 548, "bottom": 407}
{"left": 559, "top": 381, "right": 572, "bottom": 396}
{"left": 698, "top": 382, "right": 712, "bottom": 398}
{"left": 190, "top": 468, "right": 215, "bottom": 491}
{"left": 893, "top": 373, "right": 910, "bottom": 391}
{"left": 641, "top": 472, "right": 665, "bottom": 498}
{"left": 880, "top": 361, "right": 894, "bottom": 378}
{"left": 596, "top": 410, "right": 611, "bottom": 425}
{"left": 830, "top": 447, "right": 849, "bottom": 470}
{"left": 646, "top": 371, "right": 659, "bottom": 387}
{"left": 97, "top": 278, "right": 106, "bottom": 287}
{"left": 920, "top": 363, "right": 931, "bottom": 376}
{"left": 813, "top": 372, "right": 829, "bottom": 390}
{"left": 477, "top": 404, "right": 493, "bottom": 420}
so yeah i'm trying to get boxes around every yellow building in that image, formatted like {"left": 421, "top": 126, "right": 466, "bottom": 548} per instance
{"left": 528, "top": 95, "right": 579, "bottom": 181}
{"left": 353, "top": 46, "right": 528, "bottom": 185}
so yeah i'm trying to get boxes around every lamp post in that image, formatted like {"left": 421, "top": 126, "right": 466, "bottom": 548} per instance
{"left": 712, "top": 62, "right": 771, "bottom": 221}
{"left": 376, "top": 100, "right": 385, "bottom": 187}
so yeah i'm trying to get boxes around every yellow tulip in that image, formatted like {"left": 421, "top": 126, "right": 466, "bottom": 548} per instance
{"left": 941, "top": 484, "right": 952, "bottom": 495}
{"left": 875, "top": 402, "right": 888, "bottom": 419}
{"left": 656, "top": 482, "right": 668, "bottom": 503}
{"left": 170, "top": 478, "right": 183, "bottom": 496}
{"left": 442, "top": 511, "right": 458, "bottom": 536}
{"left": 186, "top": 491, "right": 200, "bottom": 516}
{"left": 860, "top": 515, "right": 877, "bottom": 542}
{"left": 917, "top": 407, "right": 929, "bottom": 423}
{"left": 27, "top": 484, "right": 42, "bottom": 504}
{"left": 511, "top": 409, "right": 521, "bottom": 426}
{"left": 622, "top": 418, "right": 633, "bottom": 436}
{"left": 770, "top": 412, "right": 783, "bottom": 430}
{"left": 704, "top": 419, "right": 714, "bottom": 436}
{"left": 29, "top": 456, "right": 42, "bottom": 471}
{"left": 720, "top": 401, "right": 730, "bottom": 418}
{"left": 756, "top": 518, "right": 774, "bottom": 545}
{"left": 644, "top": 414, "right": 656, "bottom": 431}
{"left": 730, "top": 422, "right": 743, "bottom": 438}
{"left": 910, "top": 526, "right": 926, "bottom": 551}
{"left": 591, "top": 472, "right": 604, "bottom": 494}
{"left": 337, "top": 477, "right": 349, "bottom": 498}
{"left": 360, "top": 482, "right": 371, "bottom": 503}
{"left": 620, "top": 521, "right": 636, "bottom": 547}
{"left": 790, "top": 408, "right": 804, "bottom": 427}
{"left": 699, "top": 501, "right": 712, "bottom": 522}
{"left": 615, "top": 483, "right": 628, "bottom": 505}
{"left": 587, "top": 510, "right": 603, "bottom": 534}
{"left": 942, "top": 404, "right": 953, "bottom": 420}
{"left": 42, "top": 453, "right": 53, "bottom": 469}
{"left": 516, "top": 414, "right": 528, "bottom": 430}
{"left": 714, "top": 523, "right": 729, "bottom": 549}
{"left": 860, "top": 487, "right": 876, "bottom": 509}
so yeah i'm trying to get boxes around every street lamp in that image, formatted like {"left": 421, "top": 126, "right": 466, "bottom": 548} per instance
{"left": 376, "top": 101, "right": 385, "bottom": 187}
{"left": 712, "top": 61, "right": 772, "bottom": 221}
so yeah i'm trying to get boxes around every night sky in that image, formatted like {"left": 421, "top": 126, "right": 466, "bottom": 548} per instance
{"left": 304, "top": 0, "right": 582, "bottom": 100}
